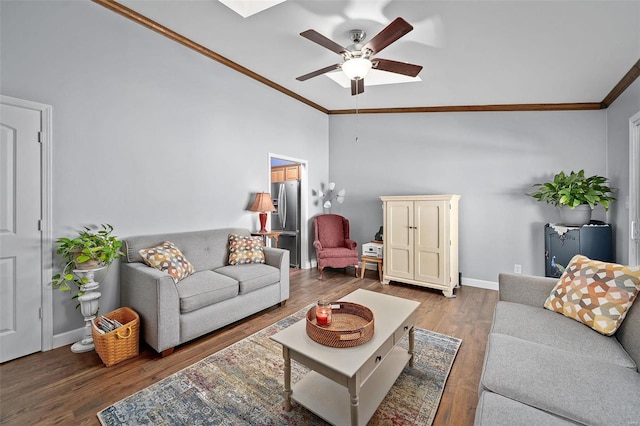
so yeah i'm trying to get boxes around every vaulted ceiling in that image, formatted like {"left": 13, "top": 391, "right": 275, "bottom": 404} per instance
{"left": 98, "top": 0, "right": 640, "bottom": 113}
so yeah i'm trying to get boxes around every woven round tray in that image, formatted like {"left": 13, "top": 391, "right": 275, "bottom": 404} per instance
{"left": 306, "top": 302, "right": 375, "bottom": 348}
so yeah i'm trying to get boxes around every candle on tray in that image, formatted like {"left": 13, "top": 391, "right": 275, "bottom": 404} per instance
{"left": 316, "top": 300, "right": 332, "bottom": 326}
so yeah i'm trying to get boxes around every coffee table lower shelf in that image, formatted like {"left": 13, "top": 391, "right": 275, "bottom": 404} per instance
{"left": 291, "top": 346, "right": 411, "bottom": 426}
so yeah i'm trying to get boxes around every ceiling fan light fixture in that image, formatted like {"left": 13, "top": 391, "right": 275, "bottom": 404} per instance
{"left": 341, "top": 57, "right": 372, "bottom": 80}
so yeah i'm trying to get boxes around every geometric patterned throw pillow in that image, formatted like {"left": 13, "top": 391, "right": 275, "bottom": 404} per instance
{"left": 228, "top": 234, "right": 265, "bottom": 265}
{"left": 138, "top": 241, "right": 195, "bottom": 284}
{"left": 544, "top": 254, "right": 640, "bottom": 335}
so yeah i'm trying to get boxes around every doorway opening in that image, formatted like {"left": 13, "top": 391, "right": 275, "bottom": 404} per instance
{"left": 268, "top": 154, "right": 309, "bottom": 269}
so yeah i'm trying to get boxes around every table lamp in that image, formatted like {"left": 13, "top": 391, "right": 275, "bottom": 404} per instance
{"left": 250, "top": 192, "right": 276, "bottom": 233}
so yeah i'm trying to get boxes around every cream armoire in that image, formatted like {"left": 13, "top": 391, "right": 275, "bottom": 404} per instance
{"left": 380, "top": 195, "right": 460, "bottom": 297}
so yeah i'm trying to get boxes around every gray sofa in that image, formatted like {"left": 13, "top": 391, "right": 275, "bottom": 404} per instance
{"left": 475, "top": 273, "right": 640, "bottom": 425}
{"left": 120, "top": 228, "right": 289, "bottom": 355}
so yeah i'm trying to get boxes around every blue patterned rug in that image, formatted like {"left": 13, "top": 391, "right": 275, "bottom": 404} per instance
{"left": 98, "top": 307, "right": 461, "bottom": 425}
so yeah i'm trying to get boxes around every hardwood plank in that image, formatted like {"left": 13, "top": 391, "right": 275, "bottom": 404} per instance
{"left": 0, "top": 267, "right": 498, "bottom": 425}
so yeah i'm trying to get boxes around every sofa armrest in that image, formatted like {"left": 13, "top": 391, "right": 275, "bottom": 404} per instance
{"left": 498, "top": 273, "right": 558, "bottom": 307}
{"left": 120, "top": 262, "right": 181, "bottom": 353}
{"left": 264, "top": 247, "right": 290, "bottom": 302}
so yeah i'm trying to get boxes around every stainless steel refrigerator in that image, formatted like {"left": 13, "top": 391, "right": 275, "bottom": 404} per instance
{"left": 271, "top": 181, "right": 300, "bottom": 267}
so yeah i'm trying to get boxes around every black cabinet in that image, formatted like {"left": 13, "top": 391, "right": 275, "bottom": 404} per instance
{"left": 544, "top": 223, "right": 613, "bottom": 278}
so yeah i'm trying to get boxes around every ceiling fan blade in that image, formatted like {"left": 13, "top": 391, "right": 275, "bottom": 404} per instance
{"left": 351, "top": 79, "right": 365, "bottom": 96}
{"left": 372, "top": 58, "right": 423, "bottom": 77}
{"left": 300, "top": 29, "right": 347, "bottom": 55}
{"left": 363, "top": 17, "right": 413, "bottom": 55}
{"left": 296, "top": 64, "right": 342, "bottom": 81}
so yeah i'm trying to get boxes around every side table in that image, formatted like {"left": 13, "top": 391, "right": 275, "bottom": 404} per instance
{"left": 361, "top": 256, "right": 383, "bottom": 282}
{"left": 251, "top": 231, "right": 282, "bottom": 248}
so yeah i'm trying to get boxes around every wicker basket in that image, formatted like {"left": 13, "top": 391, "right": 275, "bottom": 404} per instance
{"left": 306, "top": 302, "right": 375, "bottom": 348}
{"left": 91, "top": 307, "right": 140, "bottom": 367}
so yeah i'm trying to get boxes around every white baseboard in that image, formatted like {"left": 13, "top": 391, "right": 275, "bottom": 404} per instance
{"left": 462, "top": 277, "right": 499, "bottom": 291}
{"left": 52, "top": 327, "right": 84, "bottom": 349}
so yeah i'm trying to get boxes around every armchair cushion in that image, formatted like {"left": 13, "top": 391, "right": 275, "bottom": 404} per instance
{"left": 317, "top": 247, "right": 359, "bottom": 260}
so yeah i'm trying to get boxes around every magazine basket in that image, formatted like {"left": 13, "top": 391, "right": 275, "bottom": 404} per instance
{"left": 91, "top": 307, "right": 140, "bottom": 367}
{"left": 306, "top": 302, "right": 374, "bottom": 348}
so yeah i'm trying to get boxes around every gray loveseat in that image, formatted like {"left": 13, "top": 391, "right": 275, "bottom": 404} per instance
{"left": 475, "top": 273, "right": 640, "bottom": 425}
{"left": 120, "top": 228, "right": 289, "bottom": 355}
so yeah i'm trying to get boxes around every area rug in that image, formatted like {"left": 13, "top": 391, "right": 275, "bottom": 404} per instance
{"left": 98, "top": 307, "right": 462, "bottom": 426}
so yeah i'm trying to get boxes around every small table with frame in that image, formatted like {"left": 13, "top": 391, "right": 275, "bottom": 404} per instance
{"left": 251, "top": 231, "right": 282, "bottom": 248}
{"left": 360, "top": 256, "right": 383, "bottom": 282}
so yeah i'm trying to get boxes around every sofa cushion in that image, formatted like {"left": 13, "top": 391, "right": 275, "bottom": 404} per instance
{"left": 215, "top": 264, "right": 279, "bottom": 294}
{"left": 228, "top": 234, "right": 265, "bottom": 265}
{"left": 480, "top": 333, "right": 640, "bottom": 425}
{"left": 138, "top": 241, "right": 194, "bottom": 283}
{"left": 544, "top": 255, "right": 640, "bottom": 336}
{"left": 492, "top": 301, "right": 636, "bottom": 369}
{"left": 176, "top": 271, "right": 239, "bottom": 313}
{"left": 475, "top": 391, "right": 575, "bottom": 426}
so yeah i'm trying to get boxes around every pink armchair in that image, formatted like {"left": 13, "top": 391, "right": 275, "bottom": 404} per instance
{"left": 313, "top": 214, "right": 359, "bottom": 279}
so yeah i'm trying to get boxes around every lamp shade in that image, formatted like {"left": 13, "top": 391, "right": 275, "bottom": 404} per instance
{"left": 342, "top": 58, "right": 372, "bottom": 80}
{"left": 249, "top": 192, "right": 276, "bottom": 213}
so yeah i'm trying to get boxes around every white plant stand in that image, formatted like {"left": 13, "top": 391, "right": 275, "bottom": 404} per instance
{"left": 70, "top": 266, "right": 104, "bottom": 353}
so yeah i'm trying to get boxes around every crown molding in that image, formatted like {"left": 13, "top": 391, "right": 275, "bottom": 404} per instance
{"left": 328, "top": 103, "right": 603, "bottom": 115}
{"left": 93, "top": 0, "right": 638, "bottom": 115}
{"left": 601, "top": 58, "right": 640, "bottom": 109}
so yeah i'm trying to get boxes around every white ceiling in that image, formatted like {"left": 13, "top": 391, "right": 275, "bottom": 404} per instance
{"left": 119, "top": 0, "right": 640, "bottom": 111}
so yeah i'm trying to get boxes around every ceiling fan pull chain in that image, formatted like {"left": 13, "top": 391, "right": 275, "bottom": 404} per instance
{"left": 355, "top": 84, "right": 359, "bottom": 143}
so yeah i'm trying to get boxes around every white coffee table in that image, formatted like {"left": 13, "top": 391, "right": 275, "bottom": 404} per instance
{"left": 270, "top": 289, "right": 420, "bottom": 426}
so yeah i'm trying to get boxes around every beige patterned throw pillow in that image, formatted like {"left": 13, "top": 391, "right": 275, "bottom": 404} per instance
{"left": 228, "top": 234, "right": 265, "bottom": 265}
{"left": 544, "top": 255, "right": 640, "bottom": 335}
{"left": 139, "top": 241, "right": 194, "bottom": 283}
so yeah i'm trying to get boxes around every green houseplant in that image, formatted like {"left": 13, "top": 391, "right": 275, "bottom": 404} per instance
{"left": 528, "top": 170, "right": 616, "bottom": 225}
{"left": 51, "top": 224, "right": 124, "bottom": 292}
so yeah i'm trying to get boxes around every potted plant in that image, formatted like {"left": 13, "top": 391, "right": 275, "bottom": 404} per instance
{"left": 51, "top": 224, "right": 124, "bottom": 292}
{"left": 528, "top": 170, "right": 616, "bottom": 225}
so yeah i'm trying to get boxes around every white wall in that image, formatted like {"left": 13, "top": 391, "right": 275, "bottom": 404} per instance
{"left": 328, "top": 110, "right": 608, "bottom": 282}
{"left": 1, "top": 1, "right": 329, "bottom": 337}
{"left": 607, "top": 78, "right": 640, "bottom": 264}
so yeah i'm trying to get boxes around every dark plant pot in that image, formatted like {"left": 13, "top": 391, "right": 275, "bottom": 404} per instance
{"left": 559, "top": 205, "right": 592, "bottom": 226}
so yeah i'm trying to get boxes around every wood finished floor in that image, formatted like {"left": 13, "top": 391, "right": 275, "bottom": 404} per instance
{"left": 0, "top": 267, "right": 498, "bottom": 425}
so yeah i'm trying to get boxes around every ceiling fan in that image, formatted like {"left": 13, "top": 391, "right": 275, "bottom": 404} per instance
{"left": 296, "top": 17, "right": 423, "bottom": 96}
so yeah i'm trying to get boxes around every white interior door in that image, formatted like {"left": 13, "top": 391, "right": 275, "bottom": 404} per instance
{"left": 0, "top": 101, "right": 43, "bottom": 362}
